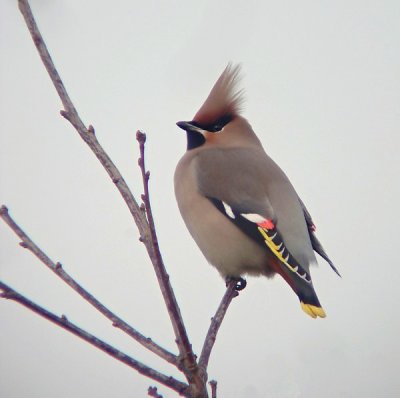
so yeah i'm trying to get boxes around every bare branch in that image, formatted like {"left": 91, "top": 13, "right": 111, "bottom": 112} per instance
{"left": 0, "top": 205, "right": 177, "bottom": 366}
{"left": 17, "top": 1, "right": 198, "bottom": 379}
{"left": 136, "top": 132, "right": 200, "bottom": 379}
{"left": 18, "top": 0, "right": 147, "bottom": 237}
{"left": 199, "top": 281, "right": 239, "bottom": 370}
{"left": 0, "top": 281, "right": 189, "bottom": 396}
{"left": 15, "top": 2, "right": 237, "bottom": 395}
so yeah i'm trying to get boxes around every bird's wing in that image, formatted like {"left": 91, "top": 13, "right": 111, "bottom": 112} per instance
{"left": 297, "top": 197, "right": 341, "bottom": 277}
{"left": 194, "top": 148, "right": 313, "bottom": 283}
{"left": 206, "top": 195, "right": 326, "bottom": 317}
{"left": 194, "top": 147, "right": 276, "bottom": 218}
{"left": 194, "top": 149, "right": 326, "bottom": 318}
{"left": 207, "top": 196, "right": 313, "bottom": 285}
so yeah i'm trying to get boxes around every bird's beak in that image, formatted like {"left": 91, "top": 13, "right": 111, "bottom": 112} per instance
{"left": 176, "top": 120, "right": 206, "bottom": 134}
{"left": 176, "top": 121, "right": 194, "bottom": 131}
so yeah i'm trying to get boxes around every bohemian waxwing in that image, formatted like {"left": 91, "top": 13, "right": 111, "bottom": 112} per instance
{"left": 174, "top": 64, "right": 339, "bottom": 318}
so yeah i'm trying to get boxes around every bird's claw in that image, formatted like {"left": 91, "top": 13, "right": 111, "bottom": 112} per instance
{"left": 226, "top": 276, "right": 247, "bottom": 291}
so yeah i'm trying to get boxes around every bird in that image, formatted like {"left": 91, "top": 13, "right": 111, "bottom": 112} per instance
{"left": 174, "top": 64, "right": 340, "bottom": 318}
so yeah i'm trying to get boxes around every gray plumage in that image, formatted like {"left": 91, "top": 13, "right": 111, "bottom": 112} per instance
{"left": 175, "top": 64, "right": 338, "bottom": 318}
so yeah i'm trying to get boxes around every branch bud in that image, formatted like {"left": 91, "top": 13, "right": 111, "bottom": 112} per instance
{"left": 136, "top": 130, "right": 146, "bottom": 143}
{"left": 60, "top": 110, "right": 69, "bottom": 119}
{"left": 0, "top": 205, "right": 8, "bottom": 215}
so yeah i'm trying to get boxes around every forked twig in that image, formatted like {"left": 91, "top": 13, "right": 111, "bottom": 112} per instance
{"left": 0, "top": 281, "right": 188, "bottom": 396}
{"left": 4, "top": 2, "right": 243, "bottom": 396}
{"left": 17, "top": 0, "right": 197, "bottom": 382}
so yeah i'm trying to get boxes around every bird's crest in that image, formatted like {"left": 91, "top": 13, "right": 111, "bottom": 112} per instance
{"left": 194, "top": 63, "right": 244, "bottom": 125}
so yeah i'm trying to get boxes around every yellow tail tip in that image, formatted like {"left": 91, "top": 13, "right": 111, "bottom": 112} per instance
{"left": 301, "top": 302, "right": 326, "bottom": 319}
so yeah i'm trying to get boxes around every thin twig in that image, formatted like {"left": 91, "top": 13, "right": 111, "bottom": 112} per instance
{"left": 137, "top": 132, "right": 199, "bottom": 378}
{"left": 17, "top": 0, "right": 196, "bottom": 380}
{"left": 0, "top": 281, "right": 189, "bottom": 396}
{"left": 17, "top": 0, "right": 148, "bottom": 240}
{"left": 148, "top": 386, "right": 164, "bottom": 398}
{"left": 15, "top": 2, "right": 237, "bottom": 395}
{"left": 199, "top": 281, "right": 239, "bottom": 370}
{"left": 0, "top": 205, "right": 177, "bottom": 366}
{"left": 209, "top": 381, "right": 217, "bottom": 398}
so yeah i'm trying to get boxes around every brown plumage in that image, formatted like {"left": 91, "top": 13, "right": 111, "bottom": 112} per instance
{"left": 194, "top": 63, "right": 244, "bottom": 125}
{"left": 175, "top": 64, "right": 338, "bottom": 318}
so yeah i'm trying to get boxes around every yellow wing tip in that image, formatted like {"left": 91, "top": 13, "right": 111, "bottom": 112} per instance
{"left": 301, "top": 302, "right": 326, "bottom": 319}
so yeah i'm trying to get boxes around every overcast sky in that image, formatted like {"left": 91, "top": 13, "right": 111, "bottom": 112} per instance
{"left": 1, "top": 1, "right": 400, "bottom": 397}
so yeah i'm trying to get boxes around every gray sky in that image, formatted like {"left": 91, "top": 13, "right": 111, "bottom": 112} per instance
{"left": 1, "top": 1, "right": 399, "bottom": 397}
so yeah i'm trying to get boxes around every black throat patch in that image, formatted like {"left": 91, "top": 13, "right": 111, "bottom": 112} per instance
{"left": 187, "top": 130, "right": 206, "bottom": 150}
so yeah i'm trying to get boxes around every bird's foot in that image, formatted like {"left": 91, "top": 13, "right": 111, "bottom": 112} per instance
{"left": 225, "top": 276, "right": 247, "bottom": 291}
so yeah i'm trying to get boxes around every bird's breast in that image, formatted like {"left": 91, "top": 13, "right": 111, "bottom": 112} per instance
{"left": 174, "top": 157, "right": 273, "bottom": 277}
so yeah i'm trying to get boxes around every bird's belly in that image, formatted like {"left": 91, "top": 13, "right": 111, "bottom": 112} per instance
{"left": 179, "top": 195, "right": 273, "bottom": 278}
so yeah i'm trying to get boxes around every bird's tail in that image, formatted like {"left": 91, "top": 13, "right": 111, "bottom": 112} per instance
{"left": 256, "top": 224, "right": 327, "bottom": 319}
{"left": 296, "top": 287, "right": 326, "bottom": 319}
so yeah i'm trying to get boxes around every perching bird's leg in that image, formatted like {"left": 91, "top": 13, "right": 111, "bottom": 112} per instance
{"left": 225, "top": 276, "right": 247, "bottom": 291}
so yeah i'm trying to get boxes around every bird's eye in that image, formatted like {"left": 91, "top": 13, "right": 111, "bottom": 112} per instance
{"left": 209, "top": 114, "right": 232, "bottom": 132}
{"left": 211, "top": 124, "right": 223, "bottom": 132}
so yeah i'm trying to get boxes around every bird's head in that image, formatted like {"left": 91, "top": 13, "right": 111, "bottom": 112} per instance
{"left": 177, "top": 63, "right": 246, "bottom": 150}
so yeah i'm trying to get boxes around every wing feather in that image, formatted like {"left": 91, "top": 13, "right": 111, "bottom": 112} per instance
{"left": 298, "top": 197, "right": 341, "bottom": 276}
{"left": 207, "top": 197, "right": 313, "bottom": 285}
